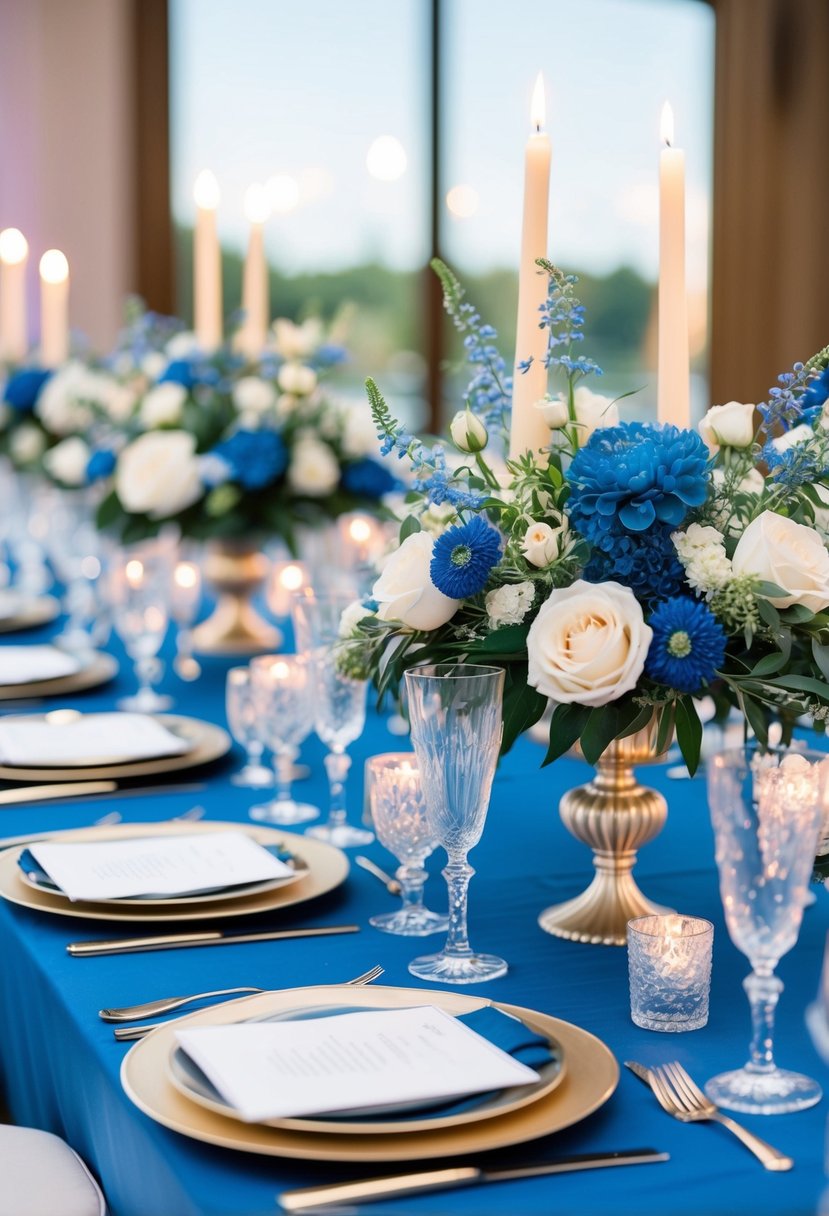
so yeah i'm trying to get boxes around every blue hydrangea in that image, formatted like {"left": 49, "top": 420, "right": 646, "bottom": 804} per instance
{"left": 3, "top": 368, "right": 52, "bottom": 412}
{"left": 645, "top": 598, "right": 726, "bottom": 693}
{"left": 159, "top": 358, "right": 218, "bottom": 390}
{"left": 568, "top": 421, "right": 710, "bottom": 540}
{"left": 584, "top": 525, "right": 686, "bottom": 601}
{"left": 340, "top": 458, "right": 398, "bottom": 500}
{"left": 430, "top": 516, "right": 502, "bottom": 599}
{"left": 209, "top": 429, "right": 287, "bottom": 490}
{"left": 86, "top": 449, "right": 117, "bottom": 482}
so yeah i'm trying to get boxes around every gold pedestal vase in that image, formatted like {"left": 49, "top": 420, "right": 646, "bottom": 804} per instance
{"left": 191, "top": 540, "right": 281, "bottom": 655}
{"left": 538, "top": 721, "right": 673, "bottom": 946}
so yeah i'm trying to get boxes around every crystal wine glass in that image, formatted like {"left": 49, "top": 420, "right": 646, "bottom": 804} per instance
{"left": 404, "top": 662, "right": 506, "bottom": 983}
{"left": 170, "top": 558, "right": 203, "bottom": 682}
{"left": 225, "top": 666, "right": 273, "bottom": 788}
{"left": 292, "top": 590, "right": 373, "bottom": 847}
{"left": 706, "top": 745, "right": 829, "bottom": 1114}
{"left": 248, "top": 654, "right": 319, "bottom": 824}
{"left": 365, "top": 752, "right": 448, "bottom": 936}
{"left": 111, "top": 553, "right": 172, "bottom": 712}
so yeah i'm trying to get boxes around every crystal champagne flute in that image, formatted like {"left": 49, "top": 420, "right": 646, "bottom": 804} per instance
{"left": 404, "top": 662, "right": 506, "bottom": 983}
{"left": 111, "top": 553, "right": 172, "bottom": 712}
{"left": 706, "top": 745, "right": 829, "bottom": 1113}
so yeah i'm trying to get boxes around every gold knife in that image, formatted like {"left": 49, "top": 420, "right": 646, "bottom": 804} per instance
{"left": 67, "top": 923, "right": 360, "bottom": 957}
{"left": 0, "top": 780, "right": 118, "bottom": 807}
{"left": 278, "top": 1148, "right": 670, "bottom": 1211}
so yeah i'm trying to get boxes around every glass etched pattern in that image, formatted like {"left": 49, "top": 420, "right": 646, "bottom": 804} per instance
{"left": 404, "top": 663, "right": 506, "bottom": 983}
{"left": 706, "top": 746, "right": 828, "bottom": 1114}
{"left": 627, "top": 915, "right": 713, "bottom": 1032}
{"left": 249, "top": 655, "right": 319, "bottom": 825}
{"left": 225, "top": 666, "right": 273, "bottom": 789}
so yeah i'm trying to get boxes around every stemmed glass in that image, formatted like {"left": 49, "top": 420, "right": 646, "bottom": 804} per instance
{"left": 292, "top": 590, "right": 373, "bottom": 847}
{"left": 170, "top": 559, "right": 202, "bottom": 682}
{"left": 706, "top": 745, "right": 829, "bottom": 1113}
{"left": 111, "top": 554, "right": 172, "bottom": 712}
{"left": 404, "top": 663, "right": 506, "bottom": 984}
{"left": 365, "top": 752, "right": 448, "bottom": 936}
{"left": 248, "top": 655, "right": 320, "bottom": 824}
{"left": 225, "top": 667, "right": 273, "bottom": 788}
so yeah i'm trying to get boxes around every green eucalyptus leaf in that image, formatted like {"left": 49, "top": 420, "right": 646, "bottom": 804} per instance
{"left": 399, "top": 515, "right": 421, "bottom": 542}
{"left": 674, "top": 696, "right": 703, "bottom": 776}
{"left": 813, "top": 639, "right": 829, "bottom": 683}
{"left": 543, "top": 702, "right": 591, "bottom": 767}
{"left": 750, "top": 652, "right": 788, "bottom": 678}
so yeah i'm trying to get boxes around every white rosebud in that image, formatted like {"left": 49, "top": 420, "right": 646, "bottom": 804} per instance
{"left": 732, "top": 510, "right": 829, "bottom": 614}
{"left": 232, "top": 376, "right": 276, "bottom": 416}
{"left": 43, "top": 436, "right": 90, "bottom": 487}
{"left": 372, "top": 531, "right": 459, "bottom": 631}
{"left": 339, "top": 600, "right": 376, "bottom": 637}
{"left": 34, "top": 362, "right": 94, "bottom": 435}
{"left": 485, "top": 581, "right": 535, "bottom": 629}
{"left": 521, "top": 518, "right": 570, "bottom": 568}
{"left": 277, "top": 362, "right": 317, "bottom": 396}
{"left": 699, "top": 401, "right": 755, "bottom": 451}
{"left": 449, "top": 409, "right": 488, "bottom": 453}
{"left": 287, "top": 437, "right": 340, "bottom": 496}
{"left": 10, "top": 423, "right": 47, "bottom": 465}
{"left": 116, "top": 431, "right": 203, "bottom": 519}
{"left": 527, "top": 580, "right": 652, "bottom": 707}
{"left": 139, "top": 382, "right": 187, "bottom": 428}
{"left": 535, "top": 386, "right": 619, "bottom": 440}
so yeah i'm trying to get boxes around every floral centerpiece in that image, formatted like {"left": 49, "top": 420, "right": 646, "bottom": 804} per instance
{"left": 342, "top": 259, "right": 829, "bottom": 775}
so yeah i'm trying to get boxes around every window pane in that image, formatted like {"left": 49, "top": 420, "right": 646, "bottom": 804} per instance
{"left": 441, "top": 0, "right": 715, "bottom": 421}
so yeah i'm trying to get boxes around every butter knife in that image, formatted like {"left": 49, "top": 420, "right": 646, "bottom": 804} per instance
{"left": 278, "top": 1148, "right": 670, "bottom": 1211}
{"left": 0, "top": 780, "right": 117, "bottom": 806}
{"left": 67, "top": 924, "right": 359, "bottom": 957}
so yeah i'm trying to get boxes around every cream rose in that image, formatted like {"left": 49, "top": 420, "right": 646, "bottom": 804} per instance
{"left": 535, "top": 386, "right": 619, "bottom": 440}
{"left": 43, "top": 437, "right": 90, "bottom": 487}
{"left": 287, "top": 437, "right": 340, "bottom": 496}
{"left": 521, "top": 518, "right": 569, "bottom": 568}
{"left": 139, "top": 382, "right": 186, "bottom": 428}
{"left": 527, "top": 580, "right": 652, "bottom": 706}
{"left": 278, "top": 362, "right": 317, "bottom": 396}
{"left": 232, "top": 376, "right": 276, "bottom": 416}
{"left": 372, "top": 532, "right": 459, "bottom": 632}
{"left": 116, "top": 430, "right": 203, "bottom": 519}
{"left": 273, "top": 318, "right": 322, "bottom": 360}
{"left": 698, "top": 401, "right": 755, "bottom": 451}
{"left": 732, "top": 510, "right": 829, "bottom": 613}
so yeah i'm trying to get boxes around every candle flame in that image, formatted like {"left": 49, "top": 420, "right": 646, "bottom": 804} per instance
{"left": 272, "top": 660, "right": 291, "bottom": 680}
{"left": 244, "top": 183, "right": 271, "bottom": 225}
{"left": 174, "top": 561, "right": 199, "bottom": 590}
{"left": 279, "top": 563, "right": 305, "bottom": 592}
{"left": 39, "top": 249, "right": 69, "bottom": 284}
{"left": 193, "top": 170, "right": 220, "bottom": 210}
{"left": 660, "top": 101, "right": 675, "bottom": 148}
{"left": 349, "top": 517, "right": 373, "bottom": 544}
{"left": 531, "top": 73, "right": 546, "bottom": 131}
{"left": 125, "top": 559, "right": 144, "bottom": 588}
{"left": 0, "top": 228, "right": 28, "bottom": 265}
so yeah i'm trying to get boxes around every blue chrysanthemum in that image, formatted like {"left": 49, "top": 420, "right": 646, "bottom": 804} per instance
{"left": 209, "top": 429, "right": 287, "bottom": 490}
{"left": 3, "top": 368, "right": 52, "bottom": 412}
{"left": 584, "top": 524, "right": 686, "bottom": 601}
{"left": 645, "top": 598, "right": 726, "bottom": 694}
{"left": 159, "top": 358, "right": 218, "bottom": 390}
{"left": 430, "top": 516, "right": 502, "bottom": 599}
{"left": 86, "top": 449, "right": 117, "bottom": 482}
{"left": 568, "top": 421, "right": 710, "bottom": 542}
{"left": 341, "top": 458, "right": 398, "bottom": 500}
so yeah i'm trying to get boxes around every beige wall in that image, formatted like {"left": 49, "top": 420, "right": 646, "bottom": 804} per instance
{"left": 0, "top": 0, "right": 136, "bottom": 352}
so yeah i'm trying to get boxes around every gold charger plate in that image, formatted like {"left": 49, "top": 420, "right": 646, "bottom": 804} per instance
{"left": 121, "top": 984, "right": 618, "bottom": 1162}
{"left": 166, "top": 983, "right": 566, "bottom": 1134}
{"left": 0, "top": 595, "right": 60, "bottom": 635}
{"left": 0, "top": 713, "right": 229, "bottom": 781}
{"left": 0, "top": 651, "right": 118, "bottom": 702}
{"left": 0, "top": 821, "right": 348, "bottom": 923}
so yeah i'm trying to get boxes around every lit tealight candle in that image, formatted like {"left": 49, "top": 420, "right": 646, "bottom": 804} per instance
{"left": 171, "top": 560, "right": 202, "bottom": 625}
{"left": 237, "top": 184, "right": 271, "bottom": 358}
{"left": 628, "top": 914, "right": 713, "bottom": 1032}
{"left": 39, "top": 248, "right": 69, "bottom": 367}
{"left": 340, "top": 512, "right": 383, "bottom": 566}
{"left": 193, "top": 170, "right": 222, "bottom": 352}
{"left": 125, "top": 559, "right": 144, "bottom": 589}
{"left": 267, "top": 560, "right": 310, "bottom": 618}
{"left": 0, "top": 227, "right": 29, "bottom": 362}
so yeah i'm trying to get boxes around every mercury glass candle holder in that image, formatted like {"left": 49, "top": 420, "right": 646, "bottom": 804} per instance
{"left": 627, "top": 914, "right": 714, "bottom": 1032}
{"left": 365, "top": 753, "right": 448, "bottom": 936}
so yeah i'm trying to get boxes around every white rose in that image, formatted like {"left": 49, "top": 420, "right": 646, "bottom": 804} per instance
{"left": 34, "top": 362, "right": 93, "bottom": 435}
{"left": 233, "top": 376, "right": 276, "bottom": 416}
{"left": 712, "top": 466, "right": 764, "bottom": 496}
{"left": 771, "top": 423, "right": 813, "bottom": 453}
{"left": 288, "top": 437, "right": 340, "bottom": 496}
{"left": 273, "top": 318, "right": 322, "bottom": 360}
{"left": 341, "top": 405, "right": 378, "bottom": 458}
{"left": 699, "top": 401, "right": 755, "bottom": 451}
{"left": 535, "top": 386, "right": 619, "bottom": 440}
{"left": 485, "top": 581, "right": 535, "bottom": 629}
{"left": 43, "top": 437, "right": 90, "bottom": 487}
{"left": 142, "top": 352, "right": 167, "bottom": 381}
{"left": 116, "top": 430, "right": 203, "bottom": 519}
{"left": 339, "top": 600, "right": 376, "bottom": 637}
{"left": 527, "top": 579, "right": 652, "bottom": 706}
{"left": 732, "top": 510, "right": 829, "bottom": 613}
{"left": 372, "top": 531, "right": 459, "bottom": 631}
{"left": 10, "top": 423, "right": 46, "bottom": 465}
{"left": 521, "top": 518, "right": 570, "bottom": 567}
{"left": 278, "top": 362, "right": 317, "bottom": 396}
{"left": 449, "top": 409, "right": 488, "bottom": 452}
{"left": 139, "top": 382, "right": 187, "bottom": 428}
{"left": 165, "top": 331, "right": 200, "bottom": 360}
{"left": 81, "top": 370, "right": 135, "bottom": 422}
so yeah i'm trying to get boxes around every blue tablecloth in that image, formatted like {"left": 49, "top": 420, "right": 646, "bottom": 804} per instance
{"left": 0, "top": 623, "right": 827, "bottom": 1216}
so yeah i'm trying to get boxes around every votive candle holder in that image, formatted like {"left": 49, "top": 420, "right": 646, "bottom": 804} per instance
{"left": 628, "top": 914, "right": 713, "bottom": 1032}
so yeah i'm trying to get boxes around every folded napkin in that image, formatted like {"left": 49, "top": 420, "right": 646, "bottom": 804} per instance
{"left": 1, "top": 645, "right": 80, "bottom": 686}
{"left": 18, "top": 841, "right": 296, "bottom": 901}
{"left": 0, "top": 713, "right": 190, "bottom": 766}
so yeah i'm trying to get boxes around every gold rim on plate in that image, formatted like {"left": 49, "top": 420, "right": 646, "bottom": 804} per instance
{"left": 120, "top": 985, "right": 618, "bottom": 1162}
{"left": 165, "top": 983, "right": 567, "bottom": 1135}
{"left": 0, "top": 651, "right": 118, "bottom": 701}
{"left": 0, "top": 713, "right": 230, "bottom": 781}
{"left": 0, "top": 595, "right": 60, "bottom": 634}
{"left": 0, "top": 821, "right": 349, "bottom": 922}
